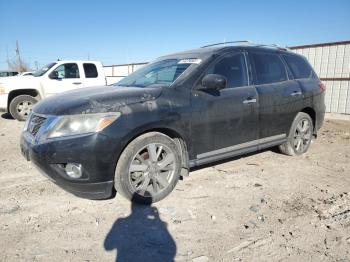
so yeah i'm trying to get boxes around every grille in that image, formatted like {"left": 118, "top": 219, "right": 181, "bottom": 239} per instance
{"left": 28, "top": 114, "right": 47, "bottom": 136}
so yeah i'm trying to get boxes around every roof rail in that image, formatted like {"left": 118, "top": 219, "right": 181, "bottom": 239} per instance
{"left": 254, "top": 43, "right": 291, "bottom": 51}
{"left": 201, "top": 40, "right": 252, "bottom": 48}
{"left": 201, "top": 41, "right": 291, "bottom": 51}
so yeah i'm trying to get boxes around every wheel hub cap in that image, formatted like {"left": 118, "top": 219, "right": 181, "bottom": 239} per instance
{"left": 129, "top": 143, "right": 176, "bottom": 197}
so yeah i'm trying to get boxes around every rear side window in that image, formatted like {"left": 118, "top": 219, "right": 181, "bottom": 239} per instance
{"left": 206, "top": 53, "right": 248, "bottom": 88}
{"left": 251, "top": 53, "right": 287, "bottom": 85}
{"left": 83, "top": 63, "right": 98, "bottom": 78}
{"left": 283, "top": 54, "right": 315, "bottom": 79}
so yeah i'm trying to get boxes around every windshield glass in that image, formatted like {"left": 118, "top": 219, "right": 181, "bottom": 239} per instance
{"left": 33, "top": 62, "right": 56, "bottom": 77}
{"left": 114, "top": 59, "right": 195, "bottom": 88}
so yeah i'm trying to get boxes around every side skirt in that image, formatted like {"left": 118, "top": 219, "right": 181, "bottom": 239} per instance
{"left": 189, "top": 134, "right": 286, "bottom": 168}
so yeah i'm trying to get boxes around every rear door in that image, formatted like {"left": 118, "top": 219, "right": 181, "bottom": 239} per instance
{"left": 249, "top": 50, "right": 303, "bottom": 144}
{"left": 41, "top": 63, "right": 83, "bottom": 96}
{"left": 191, "top": 51, "right": 259, "bottom": 163}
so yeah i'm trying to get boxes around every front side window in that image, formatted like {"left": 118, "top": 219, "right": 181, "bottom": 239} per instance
{"left": 83, "top": 63, "right": 98, "bottom": 78}
{"left": 50, "top": 63, "right": 80, "bottom": 79}
{"left": 283, "top": 54, "right": 315, "bottom": 79}
{"left": 206, "top": 53, "right": 248, "bottom": 88}
{"left": 251, "top": 53, "right": 287, "bottom": 85}
{"left": 115, "top": 59, "right": 193, "bottom": 88}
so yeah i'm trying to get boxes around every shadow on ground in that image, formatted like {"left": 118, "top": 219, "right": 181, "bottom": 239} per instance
{"left": 104, "top": 196, "right": 176, "bottom": 262}
{"left": 1, "top": 113, "right": 13, "bottom": 120}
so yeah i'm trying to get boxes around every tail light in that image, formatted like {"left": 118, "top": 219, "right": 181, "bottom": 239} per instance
{"left": 319, "top": 82, "right": 326, "bottom": 92}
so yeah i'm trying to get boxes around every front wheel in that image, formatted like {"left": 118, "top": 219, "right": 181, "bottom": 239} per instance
{"left": 115, "top": 132, "right": 181, "bottom": 204}
{"left": 279, "top": 112, "right": 313, "bottom": 156}
{"left": 9, "top": 95, "right": 38, "bottom": 121}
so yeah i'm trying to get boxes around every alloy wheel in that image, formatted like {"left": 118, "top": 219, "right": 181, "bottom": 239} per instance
{"left": 16, "top": 101, "right": 33, "bottom": 118}
{"left": 128, "top": 143, "right": 176, "bottom": 197}
{"left": 293, "top": 118, "right": 312, "bottom": 154}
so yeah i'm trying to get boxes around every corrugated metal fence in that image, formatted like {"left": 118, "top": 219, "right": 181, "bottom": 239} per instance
{"left": 290, "top": 41, "right": 350, "bottom": 114}
{"left": 104, "top": 41, "right": 350, "bottom": 114}
{"left": 104, "top": 62, "right": 147, "bottom": 83}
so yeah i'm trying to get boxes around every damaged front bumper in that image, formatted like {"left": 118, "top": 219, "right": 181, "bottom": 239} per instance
{"left": 20, "top": 130, "right": 118, "bottom": 200}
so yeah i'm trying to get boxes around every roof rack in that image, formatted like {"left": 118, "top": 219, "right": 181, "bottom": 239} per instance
{"left": 201, "top": 40, "right": 252, "bottom": 48}
{"left": 201, "top": 41, "right": 291, "bottom": 51}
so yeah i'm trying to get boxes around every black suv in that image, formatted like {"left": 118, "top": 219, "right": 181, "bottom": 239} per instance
{"left": 20, "top": 42, "right": 326, "bottom": 204}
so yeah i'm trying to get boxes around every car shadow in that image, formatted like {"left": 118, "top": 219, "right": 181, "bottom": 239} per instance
{"left": 104, "top": 195, "right": 176, "bottom": 262}
{"left": 1, "top": 112, "right": 14, "bottom": 120}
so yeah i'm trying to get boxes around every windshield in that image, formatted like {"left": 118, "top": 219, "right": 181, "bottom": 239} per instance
{"left": 114, "top": 59, "right": 195, "bottom": 88}
{"left": 33, "top": 62, "right": 56, "bottom": 77}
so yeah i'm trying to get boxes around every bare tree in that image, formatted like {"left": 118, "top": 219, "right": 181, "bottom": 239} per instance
{"left": 7, "top": 41, "right": 30, "bottom": 72}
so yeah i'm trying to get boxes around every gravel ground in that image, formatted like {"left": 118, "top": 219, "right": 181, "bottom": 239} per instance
{"left": 0, "top": 114, "right": 349, "bottom": 262}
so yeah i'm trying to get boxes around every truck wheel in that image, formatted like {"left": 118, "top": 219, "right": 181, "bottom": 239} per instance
{"left": 9, "top": 95, "right": 38, "bottom": 121}
{"left": 279, "top": 112, "right": 313, "bottom": 156}
{"left": 115, "top": 132, "right": 181, "bottom": 204}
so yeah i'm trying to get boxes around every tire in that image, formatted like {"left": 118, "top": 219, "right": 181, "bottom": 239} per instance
{"left": 279, "top": 112, "right": 313, "bottom": 156}
{"left": 115, "top": 132, "right": 181, "bottom": 204}
{"left": 9, "top": 95, "right": 38, "bottom": 121}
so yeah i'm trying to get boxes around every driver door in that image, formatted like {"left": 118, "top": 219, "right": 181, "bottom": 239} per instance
{"left": 191, "top": 51, "right": 259, "bottom": 163}
{"left": 42, "top": 63, "right": 83, "bottom": 97}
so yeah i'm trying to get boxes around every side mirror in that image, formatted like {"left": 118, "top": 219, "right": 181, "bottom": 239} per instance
{"left": 49, "top": 71, "right": 61, "bottom": 80}
{"left": 200, "top": 74, "right": 226, "bottom": 91}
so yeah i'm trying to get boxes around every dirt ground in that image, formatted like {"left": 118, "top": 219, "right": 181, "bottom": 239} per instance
{"left": 0, "top": 114, "right": 349, "bottom": 262}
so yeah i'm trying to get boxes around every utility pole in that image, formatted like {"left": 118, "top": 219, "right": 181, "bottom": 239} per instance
{"left": 6, "top": 47, "right": 9, "bottom": 67}
{"left": 15, "top": 40, "right": 23, "bottom": 71}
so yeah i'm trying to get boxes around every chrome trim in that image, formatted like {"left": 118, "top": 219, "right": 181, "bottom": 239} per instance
{"left": 197, "top": 134, "right": 286, "bottom": 159}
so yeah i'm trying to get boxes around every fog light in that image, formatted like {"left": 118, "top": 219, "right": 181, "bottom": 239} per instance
{"left": 65, "top": 163, "right": 82, "bottom": 178}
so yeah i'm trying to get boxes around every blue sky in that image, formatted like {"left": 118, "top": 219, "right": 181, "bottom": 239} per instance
{"left": 0, "top": 0, "right": 349, "bottom": 70}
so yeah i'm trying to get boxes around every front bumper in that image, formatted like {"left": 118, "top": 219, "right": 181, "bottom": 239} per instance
{"left": 0, "top": 94, "right": 8, "bottom": 111}
{"left": 20, "top": 130, "right": 119, "bottom": 200}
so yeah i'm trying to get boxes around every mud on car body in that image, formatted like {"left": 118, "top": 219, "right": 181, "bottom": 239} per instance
{"left": 20, "top": 43, "right": 326, "bottom": 204}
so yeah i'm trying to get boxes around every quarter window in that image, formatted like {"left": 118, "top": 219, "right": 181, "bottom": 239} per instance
{"left": 206, "top": 53, "right": 248, "bottom": 88}
{"left": 251, "top": 53, "right": 287, "bottom": 85}
{"left": 50, "top": 63, "right": 80, "bottom": 79}
{"left": 283, "top": 54, "right": 315, "bottom": 79}
{"left": 83, "top": 63, "right": 98, "bottom": 78}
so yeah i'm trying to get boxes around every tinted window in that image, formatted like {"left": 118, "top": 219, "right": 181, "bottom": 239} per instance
{"left": 251, "top": 53, "right": 287, "bottom": 85}
{"left": 283, "top": 54, "right": 314, "bottom": 79}
{"left": 207, "top": 53, "right": 248, "bottom": 88}
{"left": 51, "top": 63, "right": 80, "bottom": 79}
{"left": 83, "top": 63, "right": 98, "bottom": 78}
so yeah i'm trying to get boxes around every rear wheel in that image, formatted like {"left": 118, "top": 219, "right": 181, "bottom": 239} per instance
{"left": 279, "top": 112, "right": 313, "bottom": 156}
{"left": 9, "top": 95, "right": 38, "bottom": 121}
{"left": 115, "top": 132, "right": 181, "bottom": 204}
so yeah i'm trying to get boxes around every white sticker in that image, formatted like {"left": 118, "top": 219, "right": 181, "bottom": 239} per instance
{"left": 178, "top": 58, "right": 202, "bottom": 64}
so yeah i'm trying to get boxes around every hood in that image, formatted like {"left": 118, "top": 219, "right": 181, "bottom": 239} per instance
{"left": 0, "top": 76, "right": 39, "bottom": 91}
{"left": 33, "top": 86, "right": 163, "bottom": 115}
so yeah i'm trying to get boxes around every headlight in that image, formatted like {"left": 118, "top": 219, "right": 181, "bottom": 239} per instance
{"left": 0, "top": 85, "right": 5, "bottom": 94}
{"left": 45, "top": 112, "right": 121, "bottom": 139}
{"left": 23, "top": 112, "right": 33, "bottom": 131}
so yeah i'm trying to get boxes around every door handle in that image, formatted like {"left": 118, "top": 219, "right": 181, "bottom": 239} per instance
{"left": 290, "top": 91, "right": 302, "bottom": 96}
{"left": 243, "top": 98, "right": 257, "bottom": 104}
{"left": 73, "top": 82, "right": 82, "bottom": 85}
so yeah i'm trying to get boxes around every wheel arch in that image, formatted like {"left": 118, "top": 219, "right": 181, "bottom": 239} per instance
{"left": 7, "top": 89, "right": 41, "bottom": 111}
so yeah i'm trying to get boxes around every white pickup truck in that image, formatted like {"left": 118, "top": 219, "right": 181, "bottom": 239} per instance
{"left": 0, "top": 60, "right": 113, "bottom": 120}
